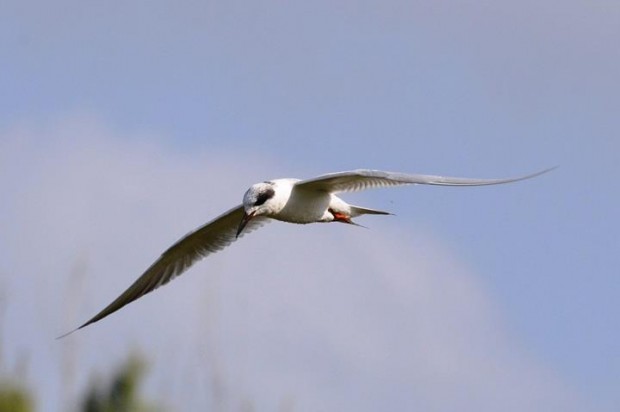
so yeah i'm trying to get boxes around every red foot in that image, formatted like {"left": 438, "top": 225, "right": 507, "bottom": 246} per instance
{"left": 329, "top": 209, "right": 352, "bottom": 223}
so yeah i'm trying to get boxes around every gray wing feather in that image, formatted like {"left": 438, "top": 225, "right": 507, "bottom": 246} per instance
{"left": 295, "top": 168, "right": 554, "bottom": 193}
{"left": 60, "top": 205, "right": 267, "bottom": 337}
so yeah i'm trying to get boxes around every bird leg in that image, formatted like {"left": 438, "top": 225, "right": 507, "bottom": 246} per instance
{"left": 330, "top": 209, "right": 351, "bottom": 223}
{"left": 328, "top": 208, "right": 366, "bottom": 228}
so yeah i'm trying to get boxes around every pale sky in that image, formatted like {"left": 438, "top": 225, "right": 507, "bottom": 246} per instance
{"left": 1, "top": 1, "right": 618, "bottom": 411}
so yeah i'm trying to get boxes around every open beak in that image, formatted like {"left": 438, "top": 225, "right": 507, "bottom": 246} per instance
{"left": 236, "top": 210, "right": 256, "bottom": 238}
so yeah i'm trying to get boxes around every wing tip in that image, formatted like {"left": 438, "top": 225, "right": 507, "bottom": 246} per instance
{"left": 56, "top": 307, "right": 114, "bottom": 339}
{"left": 56, "top": 323, "right": 86, "bottom": 340}
{"left": 517, "top": 165, "right": 558, "bottom": 181}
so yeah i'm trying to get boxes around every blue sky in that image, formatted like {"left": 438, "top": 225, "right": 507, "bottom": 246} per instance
{"left": 1, "top": 1, "right": 618, "bottom": 411}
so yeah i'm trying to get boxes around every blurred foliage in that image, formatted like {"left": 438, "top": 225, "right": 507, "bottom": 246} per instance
{"left": 0, "top": 353, "right": 161, "bottom": 412}
{"left": 0, "top": 278, "right": 160, "bottom": 411}
{"left": 80, "top": 354, "right": 159, "bottom": 412}
{"left": 0, "top": 382, "right": 34, "bottom": 412}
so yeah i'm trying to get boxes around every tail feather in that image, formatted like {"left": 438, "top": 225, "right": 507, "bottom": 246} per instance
{"left": 349, "top": 205, "right": 392, "bottom": 217}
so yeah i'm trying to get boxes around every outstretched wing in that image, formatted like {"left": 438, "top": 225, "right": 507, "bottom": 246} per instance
{"left": 59, "top": 205, "right": 268, "bottom": 337}
{"left": 294, "top": 168, "right": 554, "bottom": 193}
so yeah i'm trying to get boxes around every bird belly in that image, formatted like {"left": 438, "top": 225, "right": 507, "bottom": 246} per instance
{"left": 275, "top": 190, "right": 332, "bottom": 223}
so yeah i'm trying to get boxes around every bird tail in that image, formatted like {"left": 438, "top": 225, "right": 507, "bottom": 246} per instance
{"left": 349, "top": 205, "right": 392, "bottom": 217}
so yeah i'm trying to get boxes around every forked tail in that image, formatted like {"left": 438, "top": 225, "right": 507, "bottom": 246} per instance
{"left": 349, "top": 205, "right": 392, "bottom": 217}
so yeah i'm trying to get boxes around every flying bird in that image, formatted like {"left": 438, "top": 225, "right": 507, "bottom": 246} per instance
{"left": 59, "top": 168, "right": 552, "bottom": 337}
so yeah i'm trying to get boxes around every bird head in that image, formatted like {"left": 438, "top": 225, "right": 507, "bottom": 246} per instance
{"left": 237, "top": 182, "right": 276, "bottom": 237}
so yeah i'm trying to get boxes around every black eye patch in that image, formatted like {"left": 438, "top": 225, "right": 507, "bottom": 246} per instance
{"left": 254, "top": 187, "right": 275, "bottom": 206}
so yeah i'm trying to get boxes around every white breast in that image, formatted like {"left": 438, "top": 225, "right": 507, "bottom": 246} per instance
{"left": 272, "top": 182, "right": 333, "bottom": 224}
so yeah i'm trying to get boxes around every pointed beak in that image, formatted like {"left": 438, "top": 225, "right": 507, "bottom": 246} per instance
{"left": 236, "top": 210, "right": 256, "bottom": 238}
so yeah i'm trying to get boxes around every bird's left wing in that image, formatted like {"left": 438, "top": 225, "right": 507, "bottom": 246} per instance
{"left": 59, "top": 204, "right": 268, "bottom": 337}
{"left": 294, "top": 168, "right": 554, "bottom": 193}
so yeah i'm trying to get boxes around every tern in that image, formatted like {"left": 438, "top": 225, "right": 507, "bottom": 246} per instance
{"left": 59, "top": 168, "right": 552, "bottom": 337}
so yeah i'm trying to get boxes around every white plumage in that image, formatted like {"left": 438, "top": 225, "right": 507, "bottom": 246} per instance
{"left": 59, "top": 167, "right": 552, "bottom": 337}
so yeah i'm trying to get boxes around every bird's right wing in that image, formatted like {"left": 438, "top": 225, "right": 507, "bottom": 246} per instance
{"left": 60, "top": 205, "right": 268, "bottom": 337}
{"left": 294, "top": 168, "right": 554, "bottom": 193}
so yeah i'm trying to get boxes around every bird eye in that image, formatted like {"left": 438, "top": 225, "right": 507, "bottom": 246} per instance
{"left": 254, "top": 187, "right": 275, "bottom": 206}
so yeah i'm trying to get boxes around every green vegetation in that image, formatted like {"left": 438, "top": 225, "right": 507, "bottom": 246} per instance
{"left": 0, "top": 382, "right": 34, "bottom": 412}
{"left": 0, "top": 354, "right": 158, "bottom": 412}
{"left": 81, "top": 355, "right": 158, "bottom": 412}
